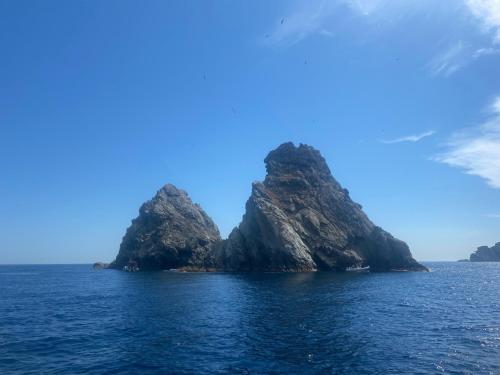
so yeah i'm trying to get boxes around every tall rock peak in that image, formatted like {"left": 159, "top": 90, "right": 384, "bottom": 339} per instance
{"left": 264, "top": 142, "right": 332, "bottom": 182}
{"left": 218, "top": 142, "right": 427, "bottom": 272}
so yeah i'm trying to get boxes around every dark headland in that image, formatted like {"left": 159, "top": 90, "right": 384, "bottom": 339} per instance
{"left": 464, "top": 243, "right": 500, "bottom": 262}
{"left": 101, "top": 143, "right": 427, "bottom": 272}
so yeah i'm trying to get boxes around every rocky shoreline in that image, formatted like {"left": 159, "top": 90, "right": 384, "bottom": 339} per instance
{"left": 100, "top": 143, "right": 427, "bottom": 273}
{"left": 468, "top": 243, "right": 500, "bottom": 262}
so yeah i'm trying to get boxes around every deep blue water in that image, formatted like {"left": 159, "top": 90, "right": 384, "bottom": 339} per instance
{"left": 1, "top": 263, "right": 499, "bottom": 374}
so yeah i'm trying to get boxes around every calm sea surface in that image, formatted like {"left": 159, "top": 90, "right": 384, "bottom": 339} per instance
{"left": 0, "top": 262, "right": 499, "bottom": 374}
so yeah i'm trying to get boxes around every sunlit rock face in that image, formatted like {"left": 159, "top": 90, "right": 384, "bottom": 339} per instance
{"left": 111, "top": 184, "right": 221, "bottom": 271}
{"left": 217, "top": 142, "right": 427, "bottom": 272}
{"left": 110, "top": 142, "right": 426, "bottom": 272}
{"left": 470, "top": 243, "right": 500, "bottom": 262}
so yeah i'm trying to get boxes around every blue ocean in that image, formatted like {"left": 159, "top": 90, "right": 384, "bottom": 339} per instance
{"left": 1, "top": 263, "right": 499, "bottom": 374}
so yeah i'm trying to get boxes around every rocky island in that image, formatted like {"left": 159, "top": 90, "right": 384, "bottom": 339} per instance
{"left": 108, "top": 143, "right": 427, "bottom": 272}
{"left": 110, "top": 184, "right": 221, "bottom": 271}
{"left": 468, "top": 243, "right": 500, "bottom": 262}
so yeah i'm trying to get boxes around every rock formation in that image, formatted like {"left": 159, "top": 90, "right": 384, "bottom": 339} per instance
{"left": 469, "top": 243, "right": 500, "bottom": 262}
{"left": 110, "top": 184, "right": 221, "bottom": 271}
{"left": 109, "top": 142, "right": 426, "bottom": 272}
{"left": 217, "top": 142, "right": 427, "bottom": 272}
{"left": 93, "top": 262, "right": 110, "bottom": 269}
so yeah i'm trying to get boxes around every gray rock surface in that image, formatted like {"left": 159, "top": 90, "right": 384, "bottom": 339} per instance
{"left": 93, "top": 262, "right": 110, "bottom": 269}
{"left": 217, "top": 142, "right": 427, "bottom": 272}
{"left": 109, "top": 142, "right": 426, "bottom": 272}
{"left": 470, "top": 243, "right": 500, "bottom": 262}
{"left": 110, "top": 184, "right": 221, "bottom": 271}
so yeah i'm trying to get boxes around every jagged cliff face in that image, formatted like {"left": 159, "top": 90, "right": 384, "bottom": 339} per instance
{"left": 470, "top": 243, "right": 500, "bottom": 262}
{"left": 110, "top": 142, "right": 426, "bottom": 272}
{"left": 218, "top": 143, "right": 426, "bottom": 272}
{"left": 111, "top": 184, "right": 221, "bottom": 270}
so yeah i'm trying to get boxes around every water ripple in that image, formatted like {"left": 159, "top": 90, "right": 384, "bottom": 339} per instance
{"left": 0, "top": 263, "right": 499, "bottom": 374}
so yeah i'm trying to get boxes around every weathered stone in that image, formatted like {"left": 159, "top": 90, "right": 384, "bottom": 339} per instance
{"left": 93, "top": 262, "right": 110, "bottom": 269}
{"left": 110, "top": 184, "right": 221, "bottom": 271}
{"left": 217, "top": 142, "right": 427, "bottom": 272}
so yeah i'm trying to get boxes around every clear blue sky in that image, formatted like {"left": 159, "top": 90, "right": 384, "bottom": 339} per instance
{"left": 1, "top": 0, "right": 499, "bottom": 263}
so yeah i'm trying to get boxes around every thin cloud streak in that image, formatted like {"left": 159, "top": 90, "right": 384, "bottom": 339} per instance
{"left": 427, "top": 1, "right": 500, "bottom": 77}
{"left": 428, "top": 42, "right": 500, "bottom": 78}
{"left": 380, "top": 130, "right": 436, "bottom": 144}
{"left": 265, "top": 1, "right": 500, "bottom": 51}
{"left": 263, "top": 1, "right": 337, "bottom": 47}
{"left": 473, "top": 46, "right": 500, "bottom": 58}
{"left": 262, "top": 0, "right": 392, "bottom": 47}
{"left": 433, "top": 96, "right": 500, "bottom": 189}
{"left": 264, "top": 1, "right": 499, "bottom": 79}
{"left": 428, "top": 42, "right": 467, "bottom": 77}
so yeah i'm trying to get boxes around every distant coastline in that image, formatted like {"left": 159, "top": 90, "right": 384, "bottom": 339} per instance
{"left": 465, "top": 243, "right": 500, "bottom": 262}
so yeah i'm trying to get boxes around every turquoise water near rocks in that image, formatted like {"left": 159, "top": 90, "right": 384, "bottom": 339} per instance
{"left": 1, "top": 262, "right": 499, "bottom": 374}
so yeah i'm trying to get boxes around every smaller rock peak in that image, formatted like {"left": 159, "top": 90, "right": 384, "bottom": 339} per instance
{"left": 140, "top": 184, "right": 189, "bottom": 216}
{"left": 157, "top": 184, "right": 187, "bottom": 198}
{"left": 264, "top": 142, "right": 332, "bottom": 179}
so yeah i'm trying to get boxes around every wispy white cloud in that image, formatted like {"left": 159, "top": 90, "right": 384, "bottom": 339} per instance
{"left": 472, "top": 46, "right": 500, "bottom": 57}
{"left": 466, "top": 0, "right": 500, "bottom": 43}
{"left": 427, "top": 41, "right": 500, "bottom": 78}
{"left": 380, "top": 130, "right": 436, "bottom": 144}
{"left": 427, "top": 1, "right": 500, "bottom": 77}
{"left": 493, "top": 95, "right": 500, "bottom": 112}
{"left": 433, "top": 96, "right": 500, "bottom": 188}
{"left": 428, "top": 42, "right": 467, "bottom": 77}
{"left": 265, "top": 0, "right": 499, "bottom": 78}
{"left": 263, "top": 0, "right": 392, "bottom": 47}
{"left": 344, "top": 0, "right": 390, "bottom": 16}
{"left": 263, "top": 1, "right": 337, "bottom": 47}
{"left": 265, "top": 1, "right": 500, "bottom": 48}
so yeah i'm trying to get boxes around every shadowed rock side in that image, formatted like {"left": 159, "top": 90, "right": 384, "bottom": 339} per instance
{"left": 217, "top": 142, "right": 427, "bottom": 272}
{"left": 470, "top": 243, "right": 500, "bottom": 262}
{"left": 109, "top": 142, "right": 426, "bottom": 272}
{"left": 110, "top": 184, "right": 221, "bottom": 271}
